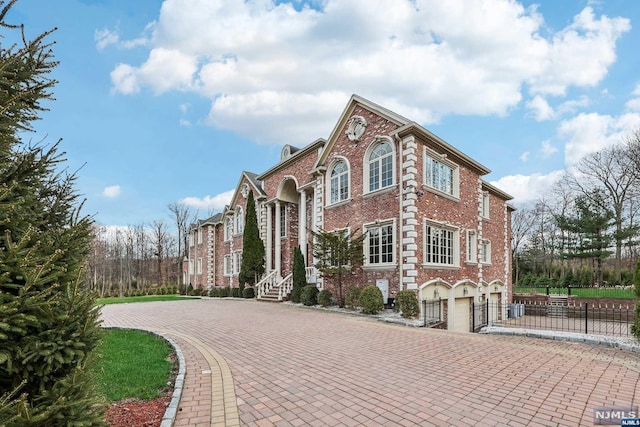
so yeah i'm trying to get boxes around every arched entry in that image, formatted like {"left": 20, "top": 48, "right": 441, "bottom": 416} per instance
{"left": 419, "top": 280, "right": 451, "bottom": 327}
{"left": 452, "top": 281, "right": 478, "bottom": 333}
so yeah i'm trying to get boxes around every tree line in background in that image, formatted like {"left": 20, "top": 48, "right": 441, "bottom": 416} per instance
{"left": 86, "top": 202, "right": 197, "bottom": 297}
{"left": 513, "top": 131, "right": 640, "bottom": 288}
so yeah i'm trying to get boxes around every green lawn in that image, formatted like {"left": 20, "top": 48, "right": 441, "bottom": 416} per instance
{"left": 94, "top": 329, "right": 175, "bottom": 402}
{"left": 97, "top": 295, "right": 199, "bottom": 305}
{"left": 513, "top": 287, "right": 635, "bottom": 299}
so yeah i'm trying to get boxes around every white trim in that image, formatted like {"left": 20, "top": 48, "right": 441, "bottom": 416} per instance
{"left": 423, "top": 218, "right": 460, "bottom": 268}
{"left": 363, "top": 218, "right": 396, "bottom": 267}
{"left": 466, "top": 229, "right": 477, "bottom": 263}
{"left": 363, "top": 137, "right": 396, "bottom": 195}
{"left": 326, "top": 156, "right": 351, "bottom": 206}
{"left": 423, "top": 146, "right": 460, "bottom": 200}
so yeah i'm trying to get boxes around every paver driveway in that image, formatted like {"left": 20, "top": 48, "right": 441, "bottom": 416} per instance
{"left": 101, "top": 298, "right": 640, "bottom": 427}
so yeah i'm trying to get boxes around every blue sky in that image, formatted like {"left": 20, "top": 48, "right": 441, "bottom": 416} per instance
{"left": 6, "top": 0, "right": 640, "bottom": 228}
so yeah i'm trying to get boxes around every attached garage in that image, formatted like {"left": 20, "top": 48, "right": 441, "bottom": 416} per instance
{"left": 453, "top": 297, "right": 472, "bottom": 332}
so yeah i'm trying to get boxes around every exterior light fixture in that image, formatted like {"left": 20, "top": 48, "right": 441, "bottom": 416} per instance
{"left": 434, "top": 287, "right": 439, "bottom": 299}
{"left": 463, "top": 286, "right": 468, "bottom": 296}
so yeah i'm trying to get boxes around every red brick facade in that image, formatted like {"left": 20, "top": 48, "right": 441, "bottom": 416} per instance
{"left": 185, "top": 95, "right": 513, "bottom": 332}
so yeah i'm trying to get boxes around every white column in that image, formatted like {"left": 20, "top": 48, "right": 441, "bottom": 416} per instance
{"left": 299, "top": 189, "right": 307, "bottom": 262}
{"left": 266, "top": 203, "right": 273, "bottom": 272}
{"left": 275, "top": 200, "right": 281, "bottom": 276}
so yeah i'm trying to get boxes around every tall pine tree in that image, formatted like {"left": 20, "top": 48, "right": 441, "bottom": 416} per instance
{"left": 239, "top": 190, "right": 265, "bottom": 288}
{"left": 0, "top": 1, "right": 106, "bottom": 424}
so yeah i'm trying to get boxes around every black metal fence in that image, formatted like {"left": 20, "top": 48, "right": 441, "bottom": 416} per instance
{"left": 421, "top": 299, "right": 442, "bottom": 326}
{"left": 475, "top": 301, "right": 635, "bottom": 337}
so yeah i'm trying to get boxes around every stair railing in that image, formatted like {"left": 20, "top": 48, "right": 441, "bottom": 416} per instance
{"left": 256, "top": 270, "right": 277, "bottom": 299}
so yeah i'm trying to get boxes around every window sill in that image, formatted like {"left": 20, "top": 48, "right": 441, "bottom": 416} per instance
{"left": 325, "top": 198, "right": 352, "bottom": 209}
{"left": 421, "top": 185, "right": 460, "bottom": 203}
{"left": 363, "top": 185, "right": 397, "bottom": 199}
{"left": 362, "top": 264, "right": 397, "bottom": 271}
{"left": 422, "top": 264, "right": 460, "bottom": 271}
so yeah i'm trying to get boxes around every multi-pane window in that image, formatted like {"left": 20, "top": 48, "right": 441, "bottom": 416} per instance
{"left": 466, "top": 230, "right": 477, "bottom": 263}
{"left": 279, "top": 204, "right": 286, "bottom": 237}
{"left": 225, "top": 217, "right": 233, "bottom": 241}
{"left": 425, "top": 154, "right": 454, "bottom": 195}
{"left": 197, "top": 228, "right": 202, "bottom": 244}
{"left": 188, "top": 260, "right": 194, "bottom": 274}
{"left": 480, "top": 240, "right": 491, "bottom": 264}
{"left": 235, "top": 206, "right": 244, "bottom": 234}
{"left": 481, "top": 192, "right": 490, "bottom": 218}
{"left": 233, "top": 251, "right": 242, "bottom": 274}
{"left": 189, "top": 231, "right": 194, "bottom": 247}
{"left": 224, "top": 255, "right": 232, "bottom": 276}
{"left": 330, "top": 161, "right": 349, "bottom": 204}
{"left": 424, "top": 222, "right": 458, "bottom": 266}
{"left": 197, "top": 258, "right": 202, "bottom": 274}
{"left": 369, "top": 142, "right": 393, "bottom": 192}
{"left": 367, "top": 223, "right": 394, "bottom": 265}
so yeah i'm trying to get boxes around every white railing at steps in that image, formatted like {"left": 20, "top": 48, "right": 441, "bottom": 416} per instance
{"left": 257, "top": 270, "right": 278, "bottom": 299}
{"left": 278, "top": 273, "right": 293, "bottom": 300}
{"left": 305, "top": 266, "right": 316, "bottom": 283}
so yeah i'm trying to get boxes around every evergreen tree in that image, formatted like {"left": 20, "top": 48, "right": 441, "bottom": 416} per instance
{"left": 291, "top": 246, "right": 306, "bottom": 303}
{"left": 312, "top": 228, "right": 365, "bottom": 307}
{"left": 239, "top": 190, "right": 265, "bottom": 288}
{"left": 0, "top": 2, "right": 106, "bottom": 424}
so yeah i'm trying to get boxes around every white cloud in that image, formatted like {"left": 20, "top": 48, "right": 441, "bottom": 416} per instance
{"left": 520, "top": 151, "right": 530, "bottom": 162}
{"left": 540, "top": 140, "right": 557, "bottom": 158}
{"left": 95, "top": 28, "right": 119, "bottom": 51}
{"left": 179, "top": 190, "right": 234, "bottom": 211}
{"left": 491, "top": 171, "right": 564, "bottom": 204}
{"left": 108, "top": 1, "right": 630, "bottom": 145}
{"left": 526, "top": 95, "right": 554, "bottom": 121}
{"left": 558, "top": 112, "right": 640, "bottom": 165}
{"left": 102, "top": 185, "right": 121, "bottom": 198}
{"left": 625, "top": 84, "right": 640, "bottom": 112}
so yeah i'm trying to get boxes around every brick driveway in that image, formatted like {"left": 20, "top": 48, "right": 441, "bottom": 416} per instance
{"left": 100, "top": 299, "right": 640, "bottom": 427}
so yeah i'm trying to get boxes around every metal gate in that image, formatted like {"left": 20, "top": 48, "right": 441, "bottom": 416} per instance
{"left": 422, "top": 298, "right": 442, "bottom": 326}
{"left": 472, "top": 300, "right": 489, "bottom": 332}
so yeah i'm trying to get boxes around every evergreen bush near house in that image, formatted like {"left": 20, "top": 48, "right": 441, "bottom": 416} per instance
{"left": 0, "top": 3, "right": 106, "bottom": 423}
{"left": 239, "top": 190, "right": 266, "bottom": 287}
{"left": 301, "top": 285, "right": 319, "bottom": 306}
{"left": 187, "top": 283, "right": 194, "bottom": 295}
{"left": 359, "top": 286, "right": 384, "bottom": 314}
{"left": 291, "top": 247, "right": 307, "bottom": 303}
{"left": 231, "top": 287, "right": 242, "bottom": 298}
{"left": 242, "top": 287, "right": 255, "bottom": 299}
{"left": 209, "top": 287, "right": 219, "bottom": 297}
{"left": 318, "top": 289, "right": 332, "bottom": 307}
{"left": 345, "top": 286, "right": 361, "bottom": 309}
{"left": 395, "top": 290, "right": 419, "bottom": 318}
{"left": 631, "top": 260, "right": 640, "bottom": 340}
{"left": 218, "top": 287, "right": 229, "bottom": 298}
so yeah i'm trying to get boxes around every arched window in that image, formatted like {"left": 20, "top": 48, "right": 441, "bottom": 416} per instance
{"left": 330, "top": 160, "right": 349, "bottom": 204}
{"left": 224, "top": 217, "right": 233, "bottom": 241}
{"left": 368, "top": 142, "right": 393, "bottom": 192}
{"left": 235, "top": 206, "right": 244, "bottom": 234}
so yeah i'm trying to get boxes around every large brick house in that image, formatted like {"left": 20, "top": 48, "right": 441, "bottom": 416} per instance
{"left": 184, "top": 95, "right": 514, "bottom": 332}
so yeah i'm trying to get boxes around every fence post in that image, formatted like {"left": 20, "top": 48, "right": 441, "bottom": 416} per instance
{"left": 472, "top": 302, "right": 476, "bottom": 332}
{"left": 568, "top": 286, "right": 571, "bottom": 296}
{"left": 585, "top": 303, "right": 588, "bottom": 335}
{"left": 422, "top": 299, "right": 426, "bottom": 327}
{"left": 546, "top": 286, "right": 549, "bottom": 295}
{"left": 486, "top": 299, "right": 489, "bottom": 326}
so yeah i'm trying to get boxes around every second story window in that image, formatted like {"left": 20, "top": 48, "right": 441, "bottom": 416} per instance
{"left": 330, "top": 160, "right": 349, "bottom": 204}
{"left": 368, "top": 142, "right": 393, "bottom": 192}
{"left": 224, "top": 217, "right": 233, "bottom": 241}
{"left": 235, "top": 206, "right": 244, "bottom": 234}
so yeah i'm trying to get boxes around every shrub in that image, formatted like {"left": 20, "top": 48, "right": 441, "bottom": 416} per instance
{"left": 218, "top": 287, "right": 229, "bottom": 298}
{"left": 396, "top": 290, "right": 419, "bottom": 318}
{"left": 318, "top": 289, "right": 332, "bottom": 307}
{"left": 187, "top": 283, "right": 194, "bottom": 295}
{"left": 360, "top": 285, "right": 384, "bottom": 315}
{"left": 301, "top": 285, "right": 319, "bottom": 306}
{"left": 231, "top": 287, "right": 242, "bottom": 298}
{"left": 243, "top": 287, "right": 255, "bottom": 299}
{"left": 208, "top": 287, "right": 218, "bottom": 297}
{"left": 345, "top": 287, "right": 361, "bottom": 309}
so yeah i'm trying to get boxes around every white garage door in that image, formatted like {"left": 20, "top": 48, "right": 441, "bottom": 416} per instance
{"left": 454, "top": 298, "right": 471, "bottom": 333}
{"left": 490, "top": 293, "right": 500, "bottom": 323}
